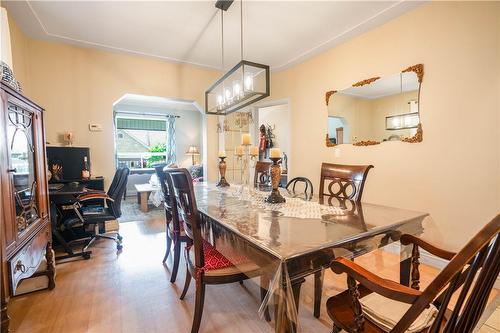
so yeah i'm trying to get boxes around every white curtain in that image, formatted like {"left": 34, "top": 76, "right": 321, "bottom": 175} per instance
{"left": 166, "top": 116, "right": 176, "bottom": 164}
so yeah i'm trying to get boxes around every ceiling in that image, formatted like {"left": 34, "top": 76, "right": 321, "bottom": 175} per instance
{"left": 3, "top": 1, "right": 422, "bottom": 71}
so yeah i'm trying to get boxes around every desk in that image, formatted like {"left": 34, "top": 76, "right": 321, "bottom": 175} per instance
{"left": 194, "top": 183, "right": 428, "bottom": 333}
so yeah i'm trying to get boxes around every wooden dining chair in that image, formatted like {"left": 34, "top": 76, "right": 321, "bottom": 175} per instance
{"left": 286, "top": 177, "right": 313, "bottom": 199}
{"left": 155, "top": 165, "right": 191, "bottom": 283}
{"left": 318, "top": 163, "right": 374, "bottom": 204}
{"left": 254, "top": 161, "right": 272, "bottom": 187}
{"left": 167, "top": 168, "right": 267, "bottom": 333}
{"left": 327, "top": 214, "right": 500, "bottom": 333}
{"left": 314, "top": 163, "right": 374, "bottom": 318}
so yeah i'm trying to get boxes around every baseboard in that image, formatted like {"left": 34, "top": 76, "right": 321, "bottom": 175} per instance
{"left": 382, "top": 242, "right": 500, "bottom": 289}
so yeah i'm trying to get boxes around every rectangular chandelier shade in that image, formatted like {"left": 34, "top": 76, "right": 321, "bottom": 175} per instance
{"left": 205, "top": 60, "right": 269, "bottom": 116}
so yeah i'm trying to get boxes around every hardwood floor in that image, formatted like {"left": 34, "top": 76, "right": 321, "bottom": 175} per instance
{"left": 7, "top": 216, "right": 499, "bottom": 333}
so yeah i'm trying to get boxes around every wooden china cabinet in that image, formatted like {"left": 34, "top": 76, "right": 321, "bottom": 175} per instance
{"left": 0, "top": 83, "right": 55, "bottom": 333}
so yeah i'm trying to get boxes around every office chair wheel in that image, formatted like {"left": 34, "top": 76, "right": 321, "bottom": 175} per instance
{"left": 117, "top": 235, "right": 123, "bottom": 242}
{"left": 83, "top": 253, "right": 91, "bottom": 260}
{"left": 117, "top": 244, "right": 123, "bottom": 251}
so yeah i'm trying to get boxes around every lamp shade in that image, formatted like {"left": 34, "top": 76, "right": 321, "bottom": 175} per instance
{"left": 185, "top": 145, "right": 200, "bottom": 155}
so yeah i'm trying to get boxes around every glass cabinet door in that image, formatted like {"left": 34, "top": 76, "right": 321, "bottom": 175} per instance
{"left": 7, "top": 103, "right": 39, "bottom": 235}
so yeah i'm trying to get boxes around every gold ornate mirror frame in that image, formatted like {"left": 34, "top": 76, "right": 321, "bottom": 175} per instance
{"left": 325, "top": 64, "right": 424, "bottom": 147}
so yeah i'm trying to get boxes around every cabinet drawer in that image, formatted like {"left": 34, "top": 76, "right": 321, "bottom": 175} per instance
{"left": 8, "top": 223, "right": 49, "bottom": 294}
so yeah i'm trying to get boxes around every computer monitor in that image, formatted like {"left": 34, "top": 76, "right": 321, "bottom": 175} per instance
{"left": 46, "top": 146, "right": 90, "bottom": 181}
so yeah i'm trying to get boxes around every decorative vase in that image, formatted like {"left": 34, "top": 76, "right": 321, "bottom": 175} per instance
{"left": 265, "top": 157, "right": 286, "bottom": 204}
{"left": 216, "top": 157, "right": 230, "bottom": 187}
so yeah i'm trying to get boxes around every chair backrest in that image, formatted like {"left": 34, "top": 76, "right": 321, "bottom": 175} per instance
{"left": 154, "top": 164, "right": 169, "bottom": 202}
{"left": 167, "top": 168, "right": 204, "bottom": 269}
{"left": 318, "top": 163, "right": 373, "bottom": 203}
{"left": 286, "top": 177, "right": 313, "bottom": 199}
{"left": 161, "top": 166, "right": 184, "bottom": 234}
{"left": 107, "top": 167, "right": 129, "bottom": 218}
{"left": 394, "top": 215, "right": 500, "bottom": 333}
{"left": 254, "top": 161, "right": 272, "bottom": 187}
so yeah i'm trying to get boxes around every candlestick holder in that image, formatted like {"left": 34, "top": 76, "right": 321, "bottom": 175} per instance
{"left": 265, "top": 157, "right": 286, "bottom": 204}
{"left": 216, "top": 157, "right": 230, "bottom": 187}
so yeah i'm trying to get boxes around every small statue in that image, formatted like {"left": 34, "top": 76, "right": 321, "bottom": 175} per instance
{"left": 259, "top": 124, "right": 268, "bottom": 160}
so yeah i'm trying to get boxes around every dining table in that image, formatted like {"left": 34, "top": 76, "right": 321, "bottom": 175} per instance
{"left": 193, "top": 183, "right": 428, "bottom": 333}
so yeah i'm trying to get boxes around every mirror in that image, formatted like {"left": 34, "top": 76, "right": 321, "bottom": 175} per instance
{"left": 325, "top": 64, "right": 423, "bottom": 146}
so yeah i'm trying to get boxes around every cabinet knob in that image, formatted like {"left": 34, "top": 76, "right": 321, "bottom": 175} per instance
{"left": 7, "top": 168, "right": 17, "bottom": 173}
{"left": 15, "top": 260, "right": 26, "bottom": 273}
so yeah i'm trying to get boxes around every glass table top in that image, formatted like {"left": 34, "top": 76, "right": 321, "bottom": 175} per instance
{"left": 194, "top": 183, "right": 428, "bottom": 260}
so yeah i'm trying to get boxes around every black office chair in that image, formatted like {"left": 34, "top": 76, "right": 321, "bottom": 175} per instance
{"left": 63, "top": 168, "right": 129, "bottom": 253}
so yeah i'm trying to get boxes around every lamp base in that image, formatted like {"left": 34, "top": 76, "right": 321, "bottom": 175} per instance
{"left": 265, "top": 188, "right": 286, "bottom": 204}
{"left": 217, "top": 177, "right": 230, "bottom": 187}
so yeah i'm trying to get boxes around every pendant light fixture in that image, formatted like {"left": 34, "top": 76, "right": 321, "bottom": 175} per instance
{"left": 205, "top": 0, "right": 270, "bottom": 115}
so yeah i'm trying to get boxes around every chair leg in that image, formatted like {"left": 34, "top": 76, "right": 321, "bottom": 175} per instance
{"left": 191, "top": 280, "right": 206, "bottom": 333}
{"left": 314, "top": 269, "right": 324, "bottom": 318}
{"left": 170, "top": 238, "right": 181, "bottom": 283}
{"left": 180, "top": 264, "right": 192, "bottom": 300}
{"left": 260, "top": 275, "right": 271, "bottom": 322}
{"left": 163, "top": 232, "right": 172, "bottom": 263}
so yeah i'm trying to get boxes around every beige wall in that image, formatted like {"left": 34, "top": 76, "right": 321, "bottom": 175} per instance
{"left": 7, "top": 18, "right": 221, "bottom": 184}
{"left": 269, "top": 2, "right": 500, "bottom": 250}
{"left": 7, "top": 14, "right": 30, "bottom": 95}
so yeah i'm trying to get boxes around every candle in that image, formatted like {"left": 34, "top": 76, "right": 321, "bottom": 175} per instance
{"left": 249, "top": 146, "right": 258, "bottom": 156}
{"left": 242, "top": 133, "right": 251, "bottom": 145}
{"left": 235, "top": 146, "right": 244, "bottom": 156}
{"left": 218, "top": 151, "right": 226, "bottom": 158}
{"left": 270, "top": 148, "right": 281, "bottom": 158}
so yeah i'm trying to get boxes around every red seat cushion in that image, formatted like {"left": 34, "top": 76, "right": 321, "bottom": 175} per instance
{"left": 202, "top": 240, "right": 250, "bottom": 271}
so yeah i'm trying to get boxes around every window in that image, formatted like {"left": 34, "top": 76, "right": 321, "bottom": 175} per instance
{"left": 114, "top": 112, "right": 176, "bottom": 170}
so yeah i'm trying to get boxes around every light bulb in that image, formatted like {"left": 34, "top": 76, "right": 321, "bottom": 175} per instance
{"left": 391, "top": 117, "right": 401, "bottom": 128}
{"left": 404, "top": 115, "right": 412, "bottom": 127}
{"left": 233, "top": 82, "right": 241, "bottom": 99}
{"left": 217, "top": 94, "right": 223, "bottom": 106}
{"left": 225, "top": 88, "right": 232, "bottom": 101}
{"left": 244, "top": 74, "right": 254, "bottom": 91}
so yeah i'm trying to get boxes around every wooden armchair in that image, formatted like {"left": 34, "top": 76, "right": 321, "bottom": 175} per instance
{"left": 326, "top": 214, "right": 500, "bottom": 333}
{"left": 314, "top": 163, "right": 374, "bottom": 318}
{"left": 156, "top": 165, "right": 191, "bottom": 283}
{"left": 168, "top": 168, "right": 269, "bottom": 333}
{"left": 318, "top": 163, "right": 374, "bottom": 204}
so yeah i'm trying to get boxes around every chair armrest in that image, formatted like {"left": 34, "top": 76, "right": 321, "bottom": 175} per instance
{"left": 78, "top": 193, "right": 114, "bottom": 202}
{"left": 331, "top": 257, "right": 421, "bottom": 304}
{"left": 400, "top": 234, "right": 455, "bottom": 260}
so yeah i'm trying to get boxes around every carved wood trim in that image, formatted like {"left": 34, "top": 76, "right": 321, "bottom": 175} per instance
{"left": 402, "top": 64, "right": 424, "bottom": 83}
{"left": 352, "top": 77, "right": 380, "bottom": 87}
{"left": 325, "top": 90, "right": 337, "bottom": 106}
{"left": 325, "top": 134, "right": 337, "bottom": 147}
{"left": 353, "top": 140, "right": 380, "bottom": 146}
{"left": 402, "top": 123, "right": 423, "bottom": 143}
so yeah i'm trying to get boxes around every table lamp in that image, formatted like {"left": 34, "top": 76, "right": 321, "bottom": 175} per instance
{"left": 185, "top": 145, "right": 200, "bottom": 165}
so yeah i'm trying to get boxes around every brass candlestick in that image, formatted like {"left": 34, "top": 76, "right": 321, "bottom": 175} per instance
{"left": 265, "top": 157, "right": 286, "bottom": 204}
{"left": 217, "top": 157, "right": 230, "bottom": 187}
